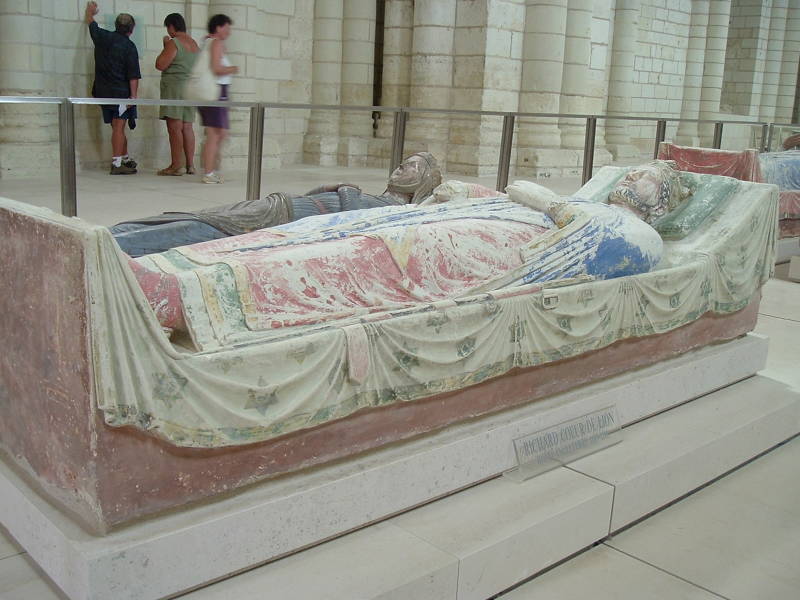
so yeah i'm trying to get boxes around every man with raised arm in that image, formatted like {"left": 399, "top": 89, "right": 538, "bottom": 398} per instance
{"left": 85, "top": 1, "right": 141, "bottom": 175}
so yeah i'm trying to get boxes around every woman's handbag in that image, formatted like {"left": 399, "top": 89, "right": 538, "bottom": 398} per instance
{"left": 184, "top": 39, "right": 218, "bottom": 102}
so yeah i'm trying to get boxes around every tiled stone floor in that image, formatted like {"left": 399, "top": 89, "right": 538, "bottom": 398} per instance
{"left": 500, "top": 261, "right": 800, "bottom": 600}
{"left": 0, "top": 169, "right": 798, "bottom": 600}
{"left": 0, "top": 165, "right": 582, "bottom": 227}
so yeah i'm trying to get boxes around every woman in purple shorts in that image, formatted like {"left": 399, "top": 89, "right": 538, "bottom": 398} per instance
{"left": 198, "top": 14, "right": 238, "bottom": 184}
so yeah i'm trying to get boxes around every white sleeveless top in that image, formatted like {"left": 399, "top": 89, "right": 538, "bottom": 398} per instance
{"left": 208, "top": 38, "right": 233, "bottom": 86}
{"left": 217, "top": 54, "right": 233, "bottom": 86}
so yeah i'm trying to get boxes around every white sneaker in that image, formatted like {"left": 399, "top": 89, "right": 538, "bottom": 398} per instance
{"left": 202, "top": 173, "right": 223, "bottom": 184}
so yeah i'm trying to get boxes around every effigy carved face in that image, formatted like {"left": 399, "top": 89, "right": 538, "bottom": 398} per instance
{"left": 389, "top": 155, "right": 426, "bottom": 186}
{"left": 387, "top": 152, "right": 442, "bottom": 203}
{"left": 608, "top": 160, "right": 690, "bottom": 224}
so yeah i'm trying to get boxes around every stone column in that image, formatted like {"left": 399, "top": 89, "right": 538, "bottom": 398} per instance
{"left": 371, "top": 0, "right": 413, "bottom": 167}
{"left": 517, "top": 0, "right": 566, "bottom": 148}
{"left": 337, "top": 0, "right": 376, "bottom": 166}
{"left": 743, "top": 3, "right": 773, "bottom": 119}
{"left": 446, "top": 0, "right": 527, "bottom": 177}
{"left": 0, "top": 0, "right": 58, "bottom": 177}
{"left": 758, "top": 1, "right": 788, "bottom": 125}
{"left": 446, "top": 0, "right": 488, "bottom": 175}
{"left": 697, "top": 0, "right": 731, "bottom": 146}
{"left": 558, "top": 0, "right": 593, "bottom": 149}
{"left": 588, "top": 0, "right": 614, "bottom": 164}
{"left": 304, "top": 0, "right": 344, "bottom": 165}
{"left": 377, "top": 0, "right": 413, "bottom": 140}
{"left": 675, "top": 1, "right": 710, "bottom": 145}
{"left": 775, "top": 0, "right": 800, "bottom": 124}
{"left": 605, "top": 0, "right": 641, "bottom": 158}
{"left": 405, "top": 0, "right": 457, "bottom": 161}
{"left": 515, "top": 0, "right": 569, "bottom": 176}
{"left": 275, "top": 1, "right": 315, "bottom": 167}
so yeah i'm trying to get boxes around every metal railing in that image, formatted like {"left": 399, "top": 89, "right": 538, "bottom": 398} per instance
{"left": 1, "top": 95, "right": 796, "bottom": 218}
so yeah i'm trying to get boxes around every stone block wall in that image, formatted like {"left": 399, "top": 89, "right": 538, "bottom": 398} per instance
{"left": 0, "top": 0, "right": 313, "bottom": 178}
{"left": 722, "top": 0, "right": 771, "bottom": 116}
{"left": 626, "top": 0, "right": 691, "bottom": 153}
{"left": 2, "top": 0, "right": 799, "bottom": 179}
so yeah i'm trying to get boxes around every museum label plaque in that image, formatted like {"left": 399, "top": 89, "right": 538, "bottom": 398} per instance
{"left": 504, "top": 406, "right": 622, "bottom": 482}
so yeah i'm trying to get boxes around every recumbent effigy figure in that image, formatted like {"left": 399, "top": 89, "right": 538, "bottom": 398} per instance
{"left": 129, "top": 160, "right": 688, "bottom": 347}
{"left": 111, "top": 152, "right": 448, "bottom": 257}
{"left": 0, "top": 156, "right": 774, "bottom": 533}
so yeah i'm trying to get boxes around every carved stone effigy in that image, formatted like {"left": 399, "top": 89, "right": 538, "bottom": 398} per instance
{"left": 759, "top": 149, "right": 800, "bottom": 239}
{"left": 658, "top": 142, "right": 800, "bottom": 241}
{"left": 0, "top": 165, "right": 778, "bottom": 534}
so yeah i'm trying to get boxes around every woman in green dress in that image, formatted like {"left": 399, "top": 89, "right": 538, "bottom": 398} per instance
{"left": 155, "top": 13, "right": 199, "bottom": 176}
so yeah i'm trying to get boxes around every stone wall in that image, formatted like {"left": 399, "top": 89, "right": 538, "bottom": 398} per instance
{"left": 1, "top": 0, "right": 799, "bottom": 179}
{"left": 626, "top": 1, "right": 691, "bottom": 152}
{"left": 0, "top": 0, "right": 313, "bottom": 177}
{"left": 306, "top": 0, "right": 799, "bottom": 177}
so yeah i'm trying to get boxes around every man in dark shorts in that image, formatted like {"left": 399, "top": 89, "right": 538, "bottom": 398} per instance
{"left": 85, "top": 1, "right": 141, "bottom": 175}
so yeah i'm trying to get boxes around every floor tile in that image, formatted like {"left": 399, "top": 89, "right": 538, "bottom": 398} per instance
{"left": 773, "top": 261, "right": 791, "bottom": 282}
{"left": 0, "top": 524, "right": 23, "bottom": 561}
{"left": 568, "top": 375, "right": 800, "bottom": 531}
{"left": 0, "top": 166, "right": 583, "bottom": 229}
{"left": 759, "top": 277, "right": 800, "bottom": 322}
{"left": 754, "top": 315, "right": 800, "bottom": 390}
{"left": 607, "top": 436, "right": 800, "bottom": 600}
{"left": 500, "top": 544, "right": 722, "bottom": 600}
{"left": 391, "top": 468, "right": 613, "bottom": 600}
{"left": 0, "top": 554, "right": 67, "bottom": 600}
{"left": 181, "top": 522, "right": 458, "bottom": 600}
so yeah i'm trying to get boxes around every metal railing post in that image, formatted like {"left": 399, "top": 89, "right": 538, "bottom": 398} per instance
{"left": 766, "top": 123, "right": 775, "bottom": 152}
{"left": 58, "top": 99, "right": 77, "bottom": 217}
{"left": 246, "top": 104, "right": 265, "bottom": 201}
{"left": 582, "top": 116, "right": 597, "bottom": 185}
{"left": 496, "top": 114, "right": 515, "bottom": 192}
{"left": 389, "top": 109, "right": 407, "bottom": 175}
{"left": 760, "top": 123, "right": 769, "bottom": 152}
{"left": 653, "top": 119, "right": 667, "bottom": 159}
{"left": 712, "top": 122, "right": 723, "bottom": 149}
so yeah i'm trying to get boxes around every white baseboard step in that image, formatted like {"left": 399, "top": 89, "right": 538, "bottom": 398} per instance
{"left": 182, "top": 374, "right": 800, "bottom": 600}
{"left": 2, "top": 335, "right": 794, "bottom": 600}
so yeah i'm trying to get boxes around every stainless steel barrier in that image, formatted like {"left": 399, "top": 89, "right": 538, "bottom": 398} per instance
{"left": 713, "top": 122, "right": 724, "bottom": 149}
{"left": 496, "top": 114, "right": 515, "bottom": 192}
{"left": 582, "top": 117, "right": 597, "bottom": 186}
{"left": 58, "top": 99, "right": 77, "bottom": 217}
{"left": 653, "top": 120, "right": 667, "bottom": 159}
{"left": 246, "top": 105, "right": 265, "bottom": 201}
{"left": 389, "top": 109, "right": 407, "bottom": 175}
{"left": 1, "top": 95, "right": 794, "bottom": 218}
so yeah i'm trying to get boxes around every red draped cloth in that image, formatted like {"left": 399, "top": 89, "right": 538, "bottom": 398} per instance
{"left": 658, "top": 143, "right": 798, "bottom": 238}
{"left": 658, "top": 143, "right": 762, "bottom": 181}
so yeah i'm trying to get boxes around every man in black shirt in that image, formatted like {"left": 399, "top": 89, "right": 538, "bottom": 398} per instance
{"left": 85, "top": 1, "right": 142, "bottom": 175}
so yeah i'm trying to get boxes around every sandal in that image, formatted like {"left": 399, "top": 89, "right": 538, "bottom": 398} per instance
{"left": 157, "top": 166, "right": 183, "bottom": 176}
{"left": 185, "top": 166, "right": 196, "bottom": 175}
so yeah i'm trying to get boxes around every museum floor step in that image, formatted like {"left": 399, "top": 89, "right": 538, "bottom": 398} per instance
{"left": 175, "top": 373, "right": 800, "bottom": 600}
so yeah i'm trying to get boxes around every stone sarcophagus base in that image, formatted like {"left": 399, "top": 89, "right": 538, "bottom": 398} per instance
{"left": 0, "top": 332, "right": 775, "bottom": 600}
{"left": 0, "top": 194, "right": 767, "bottom": 535}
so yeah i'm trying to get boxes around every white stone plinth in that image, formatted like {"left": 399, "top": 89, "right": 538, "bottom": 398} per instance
{"left": 788, "top": 255, "right": 800, "bottom": 282}
{"left": 0, "top": 334, "right": 771, "bottom": 600}
{"left": 391, "top": 469, "right": 613, "bottom": 600}
{"left": 183, "top": 350, "right": 799, "bottom": 600}
{"left": 569, "top": 375, "right": 800, "bottom": 532}
{"left": 777, "top": 236, "right": 800, "bottom": 264}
